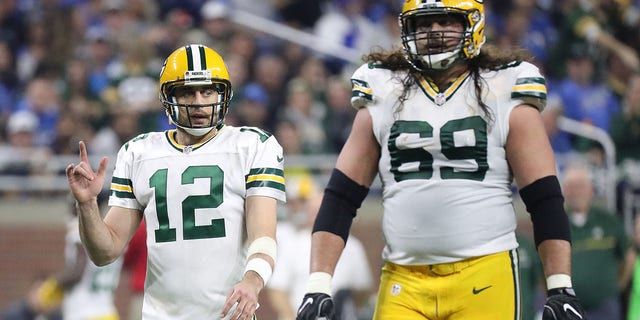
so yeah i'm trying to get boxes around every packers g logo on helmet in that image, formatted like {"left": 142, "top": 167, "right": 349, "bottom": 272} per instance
{"left": 399, "top": 0, "right": 486, "bottom": 71}
{"left": 159, "top": 44, "right": 233, "bottom": 136}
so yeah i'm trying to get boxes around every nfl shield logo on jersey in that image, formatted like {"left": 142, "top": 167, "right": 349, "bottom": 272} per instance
{"left": 435, "top": 93, "right": 446, "bottom": 106}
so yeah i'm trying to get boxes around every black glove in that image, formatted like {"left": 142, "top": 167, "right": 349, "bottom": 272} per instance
{"left": 542, "top": 287, "right": 586, "bottom": 320}
{"left": 296, "top": 293, "right": 335, "bottom": 320}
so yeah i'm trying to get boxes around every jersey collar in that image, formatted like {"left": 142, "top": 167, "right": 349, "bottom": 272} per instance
{"left": 416, "top": 71, "right": 470, "bottom": 106}
{"left": 165, "top": 126, "right": 224, "bottom": 153}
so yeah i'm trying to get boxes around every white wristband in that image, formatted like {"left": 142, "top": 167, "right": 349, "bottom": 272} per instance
{"left": 247, "top": 236, "right": 277, "bottom": 261}
{"left": 306, "top": 272, "right": 332, "bottom": 296}
{"left": 244, "top": 257, "right": 273, "bottom": 285}
{"left": 546, "top": 274, "right": 572, "bottom": 290}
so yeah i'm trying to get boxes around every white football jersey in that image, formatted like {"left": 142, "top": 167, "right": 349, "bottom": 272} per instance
{"left": 268, "top": 229, "right": 373, "bottom": 313}
{"left": 108, "top": 125, "right": 286, "bottom": 319}
{"left": 62, "top": 217, "right": 122, "bottom": 320}
{"left": 351, "top": 61, "right": 547, "bottom": 265}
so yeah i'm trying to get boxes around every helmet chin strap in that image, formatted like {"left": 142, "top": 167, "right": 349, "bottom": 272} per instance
{"left": 420, "top": 48, "right": 461, "bottom": 70}
{"left": 177, "top": 125, "right": 214, "bottom": 137}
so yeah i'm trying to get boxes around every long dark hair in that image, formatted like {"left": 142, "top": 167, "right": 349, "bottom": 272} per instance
{"left": 361, "top": 44, "right": 534, "bottom": 123}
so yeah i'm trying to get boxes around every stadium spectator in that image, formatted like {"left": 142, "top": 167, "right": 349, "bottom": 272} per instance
{"left": 14, "top": 77, "right": 60, "bottom": 148}
{"left": 90, "top": 110, "right": 141, "bottom": 158}
{"left": 540, "top": 94, "right": 576, "bottom": 164}
{"left": 0, "top": 39, "right": 18, "bottom": 127}
{"left": 297, "top": 1, "right": 586, "bottom": 319}
{"left": 65, "top": 44, "right": 284, "bottom": 319}
{"left": 278, "top": 78, "right": 327, "bottom": 154}
{"left": 322, "top": 76, "right": 355, "bottom": 153}
{"left": 274, "top": 119, "right": 304, "bottom": 157}
{"left": 185, "top": 0, "right": 234, "bottom": 56}
{"left": 233, "top": 83, "right": 270, "bottom": 128}
{"left": 547, "top": 0, "right": 639, "bottom": 81}
{"left": 250, "top": 53, "right": 288, "bottom": 131}
{"left": 549, "top": 44, "right": 621, "bottom": 166}
{"left": 610, "top": 73, "right": 640, "bottom": 218}
{"left": 0, "top": 110, "right": 50, "bottom": 182}
{"left": 562, "top": 164, "right": 632, "bottom": 320}
{"left": 610, "top": 74, "right": 640, "bottom": 165}
{"left": 313, "top": 0, "right": 391, "bottom": 74}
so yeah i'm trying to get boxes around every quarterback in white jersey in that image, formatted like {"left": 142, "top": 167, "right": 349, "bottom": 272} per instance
{"left": 297, "top": 1, "right": 585, "bottom": 320}
{"left": 109, "top": 126, "right": 284, "bottom": 319}
{"left": 67, "top": 44, "right": 284, "bottom": 320}
{"left": 62, "top": 216, "right": 122, "bottom": 320}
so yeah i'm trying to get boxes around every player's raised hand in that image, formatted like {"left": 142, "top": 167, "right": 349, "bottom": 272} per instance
{"left": 66, "top": 141, "right": 108, "bottom": 203}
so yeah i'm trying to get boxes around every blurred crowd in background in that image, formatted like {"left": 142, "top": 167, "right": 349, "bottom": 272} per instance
{"left": 0, "top": 0, "right": 639, "bottom": 187}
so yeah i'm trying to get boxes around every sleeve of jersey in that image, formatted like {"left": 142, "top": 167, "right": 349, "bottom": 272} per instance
{"left": 350, "top": 63, "right": 375, "bottom": 109}
{"left": 245, "top": 136, "right": 286, "bottom": 202}
{"left": 108, "top": 144, "right": 143, "bottom": 210}
{"left": 510, "top": 62, "right": 547, "bottom": 112}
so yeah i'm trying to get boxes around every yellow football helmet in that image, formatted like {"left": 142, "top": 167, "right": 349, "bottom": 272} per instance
{"left": 399, "top": 0, "right": 486, "bottom": 71}
{"left": 159, "top": 44, "right": 233, "bottom": 136}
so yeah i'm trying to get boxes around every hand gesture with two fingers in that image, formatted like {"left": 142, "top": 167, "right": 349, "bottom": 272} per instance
{"left": 66, "top": 141, "right": 109, "bottom": 203}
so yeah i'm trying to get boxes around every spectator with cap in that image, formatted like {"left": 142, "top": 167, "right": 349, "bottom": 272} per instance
{"left": 233, "top": 83, "right": 270, "bottom": 128}
{"left": 185, "top": 0, "right": 234, "bottom": 56}
{"left": 549, "top": 43, "right": 620, "bottom": 165}
{"left": 0, "top": 110, "right": 50, "bottom": 187}
{"left": 14, "top": 77, "right": 60, "bottom": 149}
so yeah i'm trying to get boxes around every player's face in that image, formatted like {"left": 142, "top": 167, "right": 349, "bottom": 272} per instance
{"left": 414, "top": 15, "right": 465, "bottom": 55}
{"left": 173, "top": 84, "right": 221, "bottom": 128}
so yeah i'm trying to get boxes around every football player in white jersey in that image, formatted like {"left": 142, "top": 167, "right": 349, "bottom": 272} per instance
{"left": 297, "top": 1, "right": 585, "bottom": 319}
{"left": 66, "top": 44, "right": 285, "bottom": 320}
{"left": 62, "top": 203, "right": 123, "bottom": 320}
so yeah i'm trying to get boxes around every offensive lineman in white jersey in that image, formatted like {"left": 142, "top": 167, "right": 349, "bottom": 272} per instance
{"left": 297, "top": 1, "right": 585, "bottom": 319}
{"left": 66, "top": 44, "right": 285, "bottom": 320}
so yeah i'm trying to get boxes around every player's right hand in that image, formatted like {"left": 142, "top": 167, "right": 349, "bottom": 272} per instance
{"left": 542, "top": 287, "right": 586, "bottom": 320}
{"left": 296, "top": 293, "right": 334, "bottom": 320}
{"left": 66, "top": 141, "right": 108, "bottom": 203}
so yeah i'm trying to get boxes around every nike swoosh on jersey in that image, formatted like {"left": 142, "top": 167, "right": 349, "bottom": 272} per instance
{"left": 563, "top": 303, "right": 583, "bottom": 319}
{"left": 472, "top": 285, "right": 492, "bottom": 294}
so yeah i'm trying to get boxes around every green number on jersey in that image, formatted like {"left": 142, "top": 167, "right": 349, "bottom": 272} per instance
{"left": 150, "top": 165, "right": 226, "bottom": 243}
{"left": 389, "top": 116, "right": 488, "bottom": 182}
{"left": 240, "top": 127, "right": 272, "bottom": 142}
